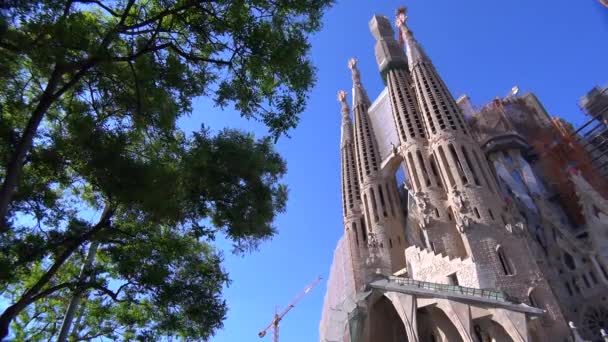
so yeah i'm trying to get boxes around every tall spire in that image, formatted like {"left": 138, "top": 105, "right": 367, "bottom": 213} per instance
{"left": 348, "top": 58, "right": 370, "bottom": 107}
{"left": 337, "top": 89, "right": 367, "bottom": 290}
{"left": 395, "top": 7, "right": 430, "bottom": 68}
{"left": 338, "top": 89, "right": 360, "bottom": 216}
{"left": 338, "top": 90, "right": 353, "bottom": 145}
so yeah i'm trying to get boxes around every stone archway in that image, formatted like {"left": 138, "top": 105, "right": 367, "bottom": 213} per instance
{"left": 473, "top": 317, "right": 514, "bottom": 342}
{"left": 417, "top": 305, "right": 464, "bottom": 342}
{"left": 368, "top": 295, "right": 409, "bottom": 342}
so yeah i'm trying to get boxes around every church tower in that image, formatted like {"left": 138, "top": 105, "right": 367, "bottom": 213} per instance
{"left": 348, "top": 59, "right": 407, "bottom": 276}
{"left": 338, "top": 90, "right": 368, "bottom": 290}
{"left": 369, "top": 14, "right": 469, "bottom": 259}
{"left": 393, "top": 7, "right": 567, "bottom": 336}
{"left": 318, "top": 6, "right": 607, "bottom": 342}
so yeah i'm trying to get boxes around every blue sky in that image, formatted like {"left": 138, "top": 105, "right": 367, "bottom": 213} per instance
{"left": 192, "top": 1, "right": 608, "bottom": 342}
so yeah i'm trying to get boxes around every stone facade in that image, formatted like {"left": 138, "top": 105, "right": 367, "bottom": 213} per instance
{"left": 321, "top": 6, "right": 608, "bottom": 342}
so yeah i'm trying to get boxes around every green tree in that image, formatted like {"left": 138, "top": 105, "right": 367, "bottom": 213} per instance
{"left": 0, "top": 0, "right": 329, "bottom": 227}
{"left": 1, "top": 123, "right": 290, "bottom": 340}
{"left": 0, "top": 0, "right": 332, "bottom": 340}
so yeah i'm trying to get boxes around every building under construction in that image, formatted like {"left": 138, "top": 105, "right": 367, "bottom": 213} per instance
{"left": 319, "top": 7, "right": 608, "bottom": 342}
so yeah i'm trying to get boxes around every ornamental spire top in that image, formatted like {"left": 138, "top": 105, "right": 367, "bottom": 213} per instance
{"left": 338, "top": 90, "right": 353, "bottom": 144}
{"left": 395, "top": 6, "right": 429, "bottom": 66}
{"left": 348, "top": 58, "right": 361, "bottom": 85}
{"left": 337, "top": 90, "right": 350, "bottom": 120}
{"left": 348, "top": 58, "right": 370, "bottom": 106}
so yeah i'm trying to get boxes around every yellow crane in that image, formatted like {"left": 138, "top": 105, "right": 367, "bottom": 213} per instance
{"left": 258, "top": 276, "right": 322, "bottom": 342}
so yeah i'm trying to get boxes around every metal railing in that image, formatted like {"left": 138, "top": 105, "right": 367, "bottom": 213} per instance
{"left": 391, "top": 277, "right": 509, "bottom": 302}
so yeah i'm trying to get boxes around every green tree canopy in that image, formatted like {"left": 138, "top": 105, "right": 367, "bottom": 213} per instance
{"left": 0, "top": 0, "right": 332, "bottom": 340}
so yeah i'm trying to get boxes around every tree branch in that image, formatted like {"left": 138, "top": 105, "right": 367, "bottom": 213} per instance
{"left": 91, "top": 284, "right": 134, "bottom": 303}
{"left": 74, "top": 0, "right": 120, "bottom": 17}
{"left": 120, "top": 1, "right": 199, "bottom": 31}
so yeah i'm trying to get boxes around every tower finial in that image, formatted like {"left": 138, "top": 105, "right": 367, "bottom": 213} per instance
{"left": 395, "top": 7, "right": 410, "bottom": 47}
{"left": 337, "top": 90, "right": 347, "bottom": 104}
{"left": 348, "top": 58, "right": 361, "bottom": 84}
{"left": 395, "top": 7, "right": 408, "bottom": 28}
{"left": 337, "top": 90, "right": 350, "bottom": 117}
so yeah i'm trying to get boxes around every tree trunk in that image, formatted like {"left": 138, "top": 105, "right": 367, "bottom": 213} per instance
{"left": 0, "top": 206, "right": 112, "bottom": 340}
{"left": 57, "top": 241, "right": 99, "bottom": 342}
{"left": 0, "top": 69, "right": 62, "bottom": 231}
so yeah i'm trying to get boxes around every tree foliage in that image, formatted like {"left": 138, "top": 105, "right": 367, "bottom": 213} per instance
{"left": 0, "top": 0, "right": 332, "bottom": 340}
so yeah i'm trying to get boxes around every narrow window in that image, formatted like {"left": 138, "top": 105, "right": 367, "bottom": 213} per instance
{"left": 449, "top": 144, "right": 468, "bottom": 184}
{"left": 385, "top": 183, "right": 396, "bottom": 217}
{"left": 363, "top": 194, "right": 372, "bottom": 232}
{"left": 474, "top": 149, "right": 496, "bottom": 193}
{"left": 398, "top": 236, "right": 402, "bottom": 245}
{"left": 590, "top": 271, "right": 599, "bottom": 284}
{"left": 447, "top": 273, "right": 459, "bottom": 286}
{"left": 461, "top": 146, "right": 480, "bottom": 185}
{"left": 389, "top": 238, "right": 393, "bottom": 248}
{"left": 360, "top": 217, "right": 367, "bottom": 242}
{"left": 430, "top": 154, "right": 446, "bottom": 190}
{"left": 488, "top": 209, "right": 495, "bottom": 220}
{"left": 497, "top": 246, "right": 514, "bottom": 275}
{"left": 447, "top": 206, "right": 453, "bottom": 221}
{"left": 407, "top": 153, "right": 421, "bottom": 190}
{"left": 564, "top": 252, "right": 576, "bottom": 270}
{"left": 437, "top": 146, "right": 455, "bottom": 188}
{"left": 430, "top": 241, "right": 436, "bottom": 252}
{"left": 434, "top": 208, "right": 440, "bottom": 218}
{"left": 378, "top": 185, "right": 388, "bottom": 217}
{"left": 529, "top": 289, "right": 539, "bottom": 307}
{"left": 419, "top": 229, "right": 428, "bottom": 249}
{"left": 369, "top": 188, "right": 379, "bottom": 222}
{"left": 474, "top": 207, "right": 481, "bottom": 219}
{"left": 582, "top": 274, "right": 591, "bottom": 288}
{"left": 352, "top": 222, "right": 359, "bottom": 246}
{"left": 417, "top": 151, "right": 432, "bottom": 186}
{"left": 565, "top": 282, "right": 573, "bottom": 296}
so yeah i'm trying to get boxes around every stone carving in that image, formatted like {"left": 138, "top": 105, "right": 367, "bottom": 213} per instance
{"left": 451, "top": 189, "right": 468, "bottom": 213}
{"left": 505, "top": 221, "right": 526, "bottom": 235}
{"left": 365, "top": 230, "right": 391, "bottom": 276}
{"left": 530, "top": 270, "right": 545, "bottom": 286}
{"left": 456, "top": 213, "right": 471, "bottom": 233}
{"left": 414, "top": 191, "right": 433, "bottom": 228}
{"left": 390, "top": 141, "right": 398, "bottom": 155}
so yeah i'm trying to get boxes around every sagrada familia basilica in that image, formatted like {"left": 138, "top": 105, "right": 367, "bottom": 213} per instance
{"left": 319, "top": 7, "right": 608, "bottom": 342}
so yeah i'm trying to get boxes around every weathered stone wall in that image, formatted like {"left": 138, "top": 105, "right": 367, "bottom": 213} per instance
{"left": 405, "top": 245, "right": 480, "bottom": 287}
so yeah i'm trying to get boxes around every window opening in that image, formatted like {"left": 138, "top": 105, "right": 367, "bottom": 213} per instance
{"left": 447, "top": 273, "right": 459, "bottom": 286}
{"left": 497, "top": 246, "right": 514, "bottom": 275}
{"left": 461, "top": 146, "right": 480, "bottom": 185}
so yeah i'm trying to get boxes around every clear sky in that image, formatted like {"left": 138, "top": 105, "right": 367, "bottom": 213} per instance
{"left": 185, "top": 1, "right": 608, "bottom": 341}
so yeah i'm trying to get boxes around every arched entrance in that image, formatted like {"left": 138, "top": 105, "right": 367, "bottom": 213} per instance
{"left": 368, "top": 296, "right": 409, "bottom": 341}
{"left": 417, "top": 306, "right": 464, "bottom": 342}
{"left": 472, "top": 317, "right": 514, "bottom": 342}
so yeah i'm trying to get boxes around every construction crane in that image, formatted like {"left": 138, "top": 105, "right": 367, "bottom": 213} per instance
{"left": 258, "top": 276, "right": 322, "bottom": 342}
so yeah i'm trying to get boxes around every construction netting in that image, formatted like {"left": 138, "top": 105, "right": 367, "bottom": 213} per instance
{"left": 319, "top": 235, "right": 371, "bottom": 342}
